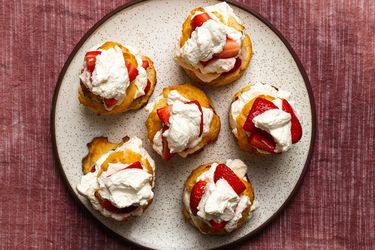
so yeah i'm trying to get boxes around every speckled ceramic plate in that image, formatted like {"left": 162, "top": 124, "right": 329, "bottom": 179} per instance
{"left": 51, "top": 0, "right": 316, "bottom": 249}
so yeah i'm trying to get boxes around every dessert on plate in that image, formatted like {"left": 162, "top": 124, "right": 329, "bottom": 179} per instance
{"left": 174, "top": 2, "right": 252, "bottom": 87}
{"left": 79, "top": 41, "right": 156, "bottom": 115}
{"left": 145, "top": 84, "right": 220, "bottom": 160}
{"left": 230, "top": 83, "right": 303, "bottom": 154}
{"left": 183, "top": 159, "right": 254, "bottom": 235}
{"left": 76, "top": 136, "right": 155, "bottom": 221}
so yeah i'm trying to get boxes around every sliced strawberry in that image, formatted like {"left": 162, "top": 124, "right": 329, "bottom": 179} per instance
{"left": 102, "top": 199, "right": 138, "bottom": 214}
{"left": 222, "top": 58, "right": 242, "bottom": 75}
{"left": 144, "top": 79, "right": 151, "bottom": 95}
{"left": 243, "top": 97, "right": 278, "bottom": 133}
{"left": 126, "top": 161, "right": 143, "bottom": 170}
{"left": 161, "top": 125, "right": 175, "bottom": 161}
{"left": 190, "top": 13, "right": 211, "bottom": 30}
{"left": 248, "top": 131, "right": 276, "bottom": 153}
{"left": 103, "top": 98, "right": 117, "bottom": 108}
{"left": 190, "top": 180, "right": 207, "bottom": 216}
{"left": 142, "top": 59, "right": 149, "bottom": 69}
{"left": 210, "top": 220, "right": 227, "bottom": 230}
{"left": 90, "top": 165, "right": 96, "bottom": 173}
{"left": 106, "top": 161, "right": 143, "bottom": 177}
{"left": 85, "top": 51, "right": 101, "bottom": 74}
{"left": 185, "top": 100, "right": 203, "bottom": 136}
{"left": 125, "top": 60, "right": 139, "bottom": 82}
{"left": 157, "top": 105, "right": 172, "bottom": 126}
{"left": 281, "top": 99, "right": 302, "bottom": 144}
{"left": 214, "top": 37, "right": 240, "bottom": 59}
{"left": 214, "top": 164, "right": 246, "bottom": 194}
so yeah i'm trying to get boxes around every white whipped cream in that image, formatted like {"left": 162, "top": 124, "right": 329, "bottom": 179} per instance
{"left": 127, "top": 46, "right": 149, "bottom": 99}
{"left": 180, "top": 19, "right": 227, "bottom": 65}
{"left": 197, "top": 178, "right": 240, "bottom": 222}
{"left": 230, "top": 83, "right": 300, "bottom": 153}
{"left": 203, "top": 2, "right": 242, "bottom": 24}
{"left": 252, "top": 108, "right": 292, "bottom": 152}
{"left": 79, "top": 46, "right": 129, "bottom": 101}
{"left": 76, "top": 137, "right": 155, "bottom": 221}
{"left": 98, "top": 163, "right": 153, "bottom": 208}
{"left": 175, "top": 2, "right": 243, "bottom": 80}
{"left": 183, "top": 160, "right": 252, "bottom": 232}
{"left": 151, "top": 90, "right": 214, "bottom": 156}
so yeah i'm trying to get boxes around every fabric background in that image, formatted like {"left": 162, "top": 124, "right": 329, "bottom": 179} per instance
{"left": 0, "top": 0, "right": 374, "bottom": 249}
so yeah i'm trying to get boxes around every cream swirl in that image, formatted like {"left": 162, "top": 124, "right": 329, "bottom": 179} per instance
{"left": 183, "top": 159, "right": 252, "bottom": 232}
{"left": 230, "top": 83, "right": 300, "bottom": 153}
{"left": 151, "top": 90, "right": 213, "bottom": 157}
{"left": 76, "top": 137, "right": 155, "bottom": 221}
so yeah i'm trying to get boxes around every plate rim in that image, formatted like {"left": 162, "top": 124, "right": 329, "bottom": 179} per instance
{"left": 50, "top": 0, "right": 316, "bottom": 249}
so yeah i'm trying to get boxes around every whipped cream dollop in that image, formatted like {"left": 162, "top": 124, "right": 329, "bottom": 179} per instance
{"left": 79, "top": 44, "right": 150, "bottom": 110}
{"left": 77, "top": 137, "right": 155, "bottom": 221}
{"left": 252, "top": 109, "right": 292, "bottom": 152}
{"left": 181, "top": 19, "right": 228, "bottom": 65}
{"left": 183, "top": 159, "right": 252, "bottom": 232}
{"left": 230, "top": 83, "right": 300, "bottom": 153}
{"left": 79, "top": 46, "right": 129, "bottom": 101}
{"left": 175, "top": 2, "right": 244, "bottom": 81}
{"left": 151, "top": 90, "right": 214, "bottom": 157}
{"left": 203, "top": 2, "right": 242, "bottom": 24}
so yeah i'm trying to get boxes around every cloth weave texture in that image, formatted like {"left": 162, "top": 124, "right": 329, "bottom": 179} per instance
{"left": 0, "top": 0, "right": 374, "bottom": 249}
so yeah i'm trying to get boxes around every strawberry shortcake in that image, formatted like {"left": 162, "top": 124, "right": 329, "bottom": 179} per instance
{"left": 174, "top": 2, "right": 252, "bottom": 87}
{"left": 230, "top": 83, "right": 303, "bottom": 154}
{"left": 145, "top": 84, "right": 220, "bottom": 160}
{"left": 76, "top": 136, "right": 155, "bottom": 221}
{"left": 183, "top": 159, "right": 254, "bottom": 235}
{"left": 79, "top": 41, "right": 156, "bottom": 115}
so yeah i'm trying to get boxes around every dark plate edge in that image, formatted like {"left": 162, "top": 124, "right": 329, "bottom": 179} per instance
{"left": 50, "top": 0, "right": 317, "bottom": 249}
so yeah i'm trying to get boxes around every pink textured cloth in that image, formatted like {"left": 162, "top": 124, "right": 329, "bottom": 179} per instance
{"left": 1, "top": 0, "right": 374, "bottom": 249}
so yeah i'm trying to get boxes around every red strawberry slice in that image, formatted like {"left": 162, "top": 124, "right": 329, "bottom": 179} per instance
{"left": 125, "top": 60, "right": 139, "bottom": 82}
{"left": 190, "top": 180, "right": 207, "bottom": 216}
{"left": 214, "top": 37, "right": 240, "bottom": 59}
{"left": 281, "top": 99, "right": 302, "bottom": 144}
{"left": 102, "top": 199, "right": 138, "bottom": 214}
{"left": 106, "top": 161, "right": 143, "bottom": 177}
{"left": 213, "top": 164, "right": 246, "bottom": 194}
{"left": 142, "top": 59, "right": 149, "bottom": 69}
{"left": 126, "top": 161, "right": 143, "bottom": 170}
{"left": 190, "top": 13, "right": 211, "bottom": 30}
{"left": 248, "top": 130, "right": 276, "bottom": 153}
{"left": 144, "top": 79, "right": 151, "bottom": 95}
{"left": 90, "top": 165, "right": 96, "bottom": 173}
{"left": 209, "top": 220, "right": 227, "bottom": 230}
{"left": 161, "top": 125, "right": 175, "bottom": 161}
{"left": 103, "top": 98, "right": 117, "bottom": 108}
{"left": 243, "top": 97, "right": 278, "bottom": 133}
{"left": 222, "top": 58, "right": 242, "bottom": 75}
{"left": 185, "top": 100, "right": 203, "bottom": 136}
{"left": 157, "top": 105, "right": 172, "bottom": 126}
{"left": 85, "top": 51, "right": 101, "bottom": 74}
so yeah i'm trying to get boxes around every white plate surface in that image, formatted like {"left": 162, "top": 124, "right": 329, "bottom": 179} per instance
{"left": 52, "top": 0, "right": 315, "bottom": 249}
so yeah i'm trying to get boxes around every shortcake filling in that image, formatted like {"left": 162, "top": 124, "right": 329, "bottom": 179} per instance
{"left": 79, "top": 44, "right": 151, "bottom": 111}
{"left": 127, "top": 46, "right": 149, "bottom": 99}
{"left": 183, "top": 159, "right": 252, "bottom": 233}
{"left": 147, "top": 90, "right": 213, "bottom": 159}
{"left": 175, "top": 2, "right": 245, "bottom": 82}
{"left": 230, "top": 83, "right": 302, "bottom": 153}
{"left": 77, "top": 137, "right": 155, "bottom": 221}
